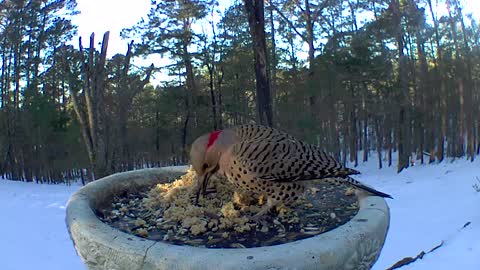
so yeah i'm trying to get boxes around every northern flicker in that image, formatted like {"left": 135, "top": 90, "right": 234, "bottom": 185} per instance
{"left": 190, "top": 124, "right": 392, "bottom": 218}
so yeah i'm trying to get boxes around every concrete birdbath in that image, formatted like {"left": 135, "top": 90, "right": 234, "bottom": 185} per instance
{"left": 66, "top": 167, "right": 390, "bottom": 270}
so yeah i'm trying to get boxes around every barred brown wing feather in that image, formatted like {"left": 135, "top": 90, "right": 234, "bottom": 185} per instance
{"left": 231, "top": 139, "right": 357, "bottom": 183}
{"left": 234, "top": 124, "right": 296, "bottom": 142}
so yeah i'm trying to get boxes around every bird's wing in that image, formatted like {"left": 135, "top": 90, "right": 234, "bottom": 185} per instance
{"left": 230, "top": 138, "right": 359, "bottom": 183}
{"left": 233, "top": 124, "right": 295, "bottom": 141}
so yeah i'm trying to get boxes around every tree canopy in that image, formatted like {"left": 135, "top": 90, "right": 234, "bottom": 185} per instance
{"left": 1, "top": 0, "right": 480, "bottom": 182}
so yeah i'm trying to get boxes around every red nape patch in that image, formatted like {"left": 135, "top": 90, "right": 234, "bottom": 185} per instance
{"left": 207, "top": 130, "right": 222, "bottom": 149}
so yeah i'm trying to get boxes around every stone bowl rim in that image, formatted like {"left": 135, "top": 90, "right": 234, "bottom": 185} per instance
{"left": 66, "top": 166, "right": 390, "bottom": 270}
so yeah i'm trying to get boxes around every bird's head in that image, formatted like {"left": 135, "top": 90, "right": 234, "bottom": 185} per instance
{"left": 190, "top": 129, "right": 235, "bottom": 203}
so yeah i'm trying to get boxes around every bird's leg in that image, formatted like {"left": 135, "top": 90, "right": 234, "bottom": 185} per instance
{"left": 194, "top": 185, "right": 202, "bottom": 205}
{"left": 193, "top": 174, "right": 207, "bottom": 205}
{"left": 202, "top": 173, "right": 210, "bottom": 195}
{"left": 251, "top": 197, "right": 279, "bottom": 222}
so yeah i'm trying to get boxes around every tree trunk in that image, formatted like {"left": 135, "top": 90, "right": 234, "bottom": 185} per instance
{"left": 454, "top": 2, "right": 475, "bottom": 161}
{"left": 244, "top": 0, "right": 274, "bottom": 127}
{"left": 391, "top": 0, "right": 410, "bottom": 172}
{"left": 447, "top": 2, "right": 464, "bottom": 157}
{"left": 375, "top": 117, "right": 383, "bottom": 169}
{"left": 427, "top": 0, "right": 445, "bottom": 162}
{"left": 207, "top": 63, "right": 218, "bottom": 130}
{"left": 69, "top": 32, "right": 110, "bottom": 181}
{"left": 269, "top": 5, "right": 277, "bottom": 118}
{"left": 217, "top": 66, "right": 224, "bottom": 129}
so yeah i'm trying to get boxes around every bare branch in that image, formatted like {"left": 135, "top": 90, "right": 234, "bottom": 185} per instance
{"left": 268, "top": 1, "right": 307, "bottom": 42}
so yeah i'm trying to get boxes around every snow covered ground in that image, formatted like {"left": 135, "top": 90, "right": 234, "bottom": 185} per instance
{"left": 362, "top": 158, "right": 480, "bottom": 270}
{"left": 0, "top": 158, "right": 479, "bottom": 270}
{"left": 0, "top": 180, "right": 84, "bottom": 270}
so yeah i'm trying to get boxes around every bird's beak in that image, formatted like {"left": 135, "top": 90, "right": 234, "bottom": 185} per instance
{"left": 195, "top": 165, "right": 219, "bottom": 205}
{"left": 201, "top": 172, "right": 212, "bottom": 196}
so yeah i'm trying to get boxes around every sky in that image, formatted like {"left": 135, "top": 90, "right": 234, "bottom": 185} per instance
{"left": 70, "top": 0, "right": 151, "bottom": 58}
{"left": 69, "top": 0, "right": 234, "bottom": 83}
{"left": 70, "top": 0, "right": 480, "bottom": 84}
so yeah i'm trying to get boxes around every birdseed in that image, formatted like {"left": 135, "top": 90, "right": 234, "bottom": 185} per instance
{"left": 97, "top": 167, "right": 359, "bottom": 248}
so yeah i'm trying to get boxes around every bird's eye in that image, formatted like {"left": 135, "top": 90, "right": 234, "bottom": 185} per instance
{"left": 202, "top": 163, "right": 209, "bottom": 170}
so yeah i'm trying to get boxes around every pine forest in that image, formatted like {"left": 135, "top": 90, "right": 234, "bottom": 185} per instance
{"left": 1, "top": 0, "right": 480, "bottom": 183}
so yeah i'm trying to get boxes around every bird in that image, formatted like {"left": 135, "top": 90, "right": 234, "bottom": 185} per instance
{"left": 190, "top": 124, "right": 392, "bottom": 218}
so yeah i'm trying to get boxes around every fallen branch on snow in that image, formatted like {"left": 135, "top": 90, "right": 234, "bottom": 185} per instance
{"left": 386, "top": 241, "right": 444, "bottom": 270}
{"left": 387, "top": 221, "right": 473, "bottom": 269}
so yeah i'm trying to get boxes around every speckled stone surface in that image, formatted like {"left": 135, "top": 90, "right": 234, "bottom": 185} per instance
{"left": 66, "top": 167, "right": 390, "bottom": 270}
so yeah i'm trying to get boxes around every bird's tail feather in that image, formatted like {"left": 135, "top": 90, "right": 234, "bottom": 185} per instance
{"left": 324, "top": 177, "right": 393, "bottom": 199}
{"left": 349, "top": 181, "right": 393, "bottom": 199}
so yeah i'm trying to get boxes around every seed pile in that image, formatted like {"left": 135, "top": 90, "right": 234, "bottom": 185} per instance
{"left": 98, "top": 167, "right": 359, "bottom": 248}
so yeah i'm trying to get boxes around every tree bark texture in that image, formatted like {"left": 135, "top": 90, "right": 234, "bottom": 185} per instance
{"left": 244, "top": 0, "right": 274, "bottom": 127}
